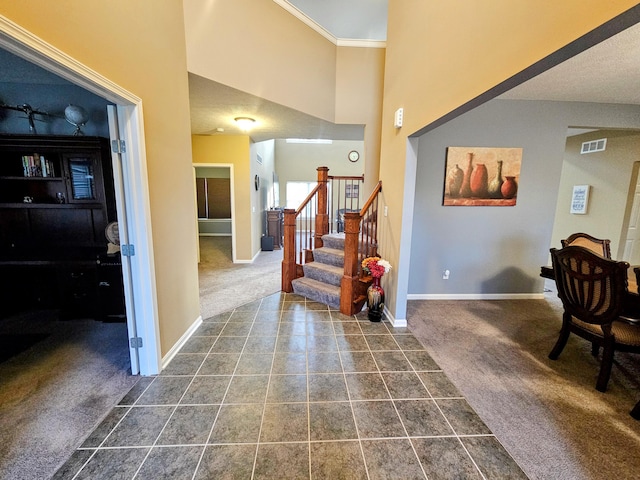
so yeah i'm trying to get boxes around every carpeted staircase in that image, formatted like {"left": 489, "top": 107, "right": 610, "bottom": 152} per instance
{"left": 292, "top": 233, "right": 345, "bottom": 308}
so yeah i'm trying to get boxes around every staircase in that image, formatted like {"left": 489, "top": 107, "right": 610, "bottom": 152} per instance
{"left": 281, "top": 167, "right": 381, "bottom": 316}
{"left": 291, "top": 233, "right": 346, "bottom": 309}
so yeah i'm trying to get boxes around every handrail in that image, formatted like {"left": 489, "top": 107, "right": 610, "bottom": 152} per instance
{"left": 281, "top": 166, "right": 382, "bottom": 316}
{"left": 282, "top": 167, "right": 327, "bottom": 292}
{"left": 360, "top": 180, "right": 382, "bottom": 216}
{"left": 329, "top": 174, "right": 365, "bottom": 234}
{"left": 328, "top": 174, "right": 365, "bottom": 181}
{"left": 296, "top": 183, "right": 321, "bottom": 216}
{"left": 340, "top": 180, "right": 382, "bottom": 315}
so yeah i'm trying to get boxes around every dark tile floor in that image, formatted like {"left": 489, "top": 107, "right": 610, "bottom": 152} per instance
{"left": 54, "top": 293, "right": 528, "bottom": 479}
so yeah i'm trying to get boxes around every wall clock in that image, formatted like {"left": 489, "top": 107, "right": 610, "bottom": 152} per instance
{"left": 348, "top": 150, "right": 360, "bottom": 162}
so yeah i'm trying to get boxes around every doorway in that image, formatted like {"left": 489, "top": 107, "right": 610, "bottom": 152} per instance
{"left": 194, "top": 163, "right": 237, "bottom": 263}
{"left": 0, "top": 19, "right": 160, "bottom": 375}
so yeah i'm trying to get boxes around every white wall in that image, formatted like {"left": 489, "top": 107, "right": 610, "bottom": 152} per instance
{"left": 275, "top": 139, "right": 365, "bottom": 208}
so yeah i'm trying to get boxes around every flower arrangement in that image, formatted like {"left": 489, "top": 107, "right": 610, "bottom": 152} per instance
{"left": 361, "top": 256, "right": 392, "bottom": 278}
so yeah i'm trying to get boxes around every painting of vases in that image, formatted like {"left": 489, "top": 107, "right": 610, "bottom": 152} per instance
{"left": 443, "top": 146, "right": 522, "bottom": 206}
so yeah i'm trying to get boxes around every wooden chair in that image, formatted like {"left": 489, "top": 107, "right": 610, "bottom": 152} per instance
{"left": 561, "top": 232, "right": 611, "bottom": 259}
{"left": 548, "top": 246, "right": 640, "bottom": 392}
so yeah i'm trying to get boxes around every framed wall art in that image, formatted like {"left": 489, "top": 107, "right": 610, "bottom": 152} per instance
{"left": 570, "top": 185, "right": 590, "bottom": 214}
{"left": 443, "top": 146, "right": 523, "bottom": 206}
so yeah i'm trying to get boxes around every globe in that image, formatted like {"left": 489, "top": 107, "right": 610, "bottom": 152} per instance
{"left": 64, "top": 104, "right": 89, "bottom": 135}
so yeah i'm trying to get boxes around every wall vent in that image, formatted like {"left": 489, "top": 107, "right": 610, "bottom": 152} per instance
{"left": 581, "top": 138, "right": 607, "bottom": 154}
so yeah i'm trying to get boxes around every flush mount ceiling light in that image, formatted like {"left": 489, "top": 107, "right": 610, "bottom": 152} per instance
{"left": 234, "top": 116, "right": 256, "bottom": 131}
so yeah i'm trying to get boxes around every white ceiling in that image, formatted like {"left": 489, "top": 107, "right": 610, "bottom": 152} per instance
{"left": 498, "top": 21, "right": 640, "bottom": 106}
{"left": 285, "top": 0, "right": 388, "bottom": 41}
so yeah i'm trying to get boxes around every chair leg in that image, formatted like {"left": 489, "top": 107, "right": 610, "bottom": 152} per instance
{"left": 596, "top": 342, "right": 615, "bottom": 392}
{"left": 631, "top": 400, "right": 640, "bottom": 420}
{"left": 591, "top": 342, "right": 600, "bottom": 357}
{"left": 549, "top": 321, "right": 571, "bottom": 360}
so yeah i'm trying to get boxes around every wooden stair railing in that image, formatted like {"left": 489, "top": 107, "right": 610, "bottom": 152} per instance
{"left": 328, "top": 174, "right": 365, "bottom": 233}
{"left": 282, "top": 167, "right": 328, "bottom": 292}
{"left": 281, "top": 166, "right": 382, "bottom": 316}
{"left": 340, "top": 181, "right": 382, "bottom": 315}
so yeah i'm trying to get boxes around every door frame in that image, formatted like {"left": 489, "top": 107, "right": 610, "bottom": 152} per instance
{"left": 0, "top": 16, "right": 161, "bottom": 375}
{"left": 193, "top": 163, "right": 237, "bottom": 262}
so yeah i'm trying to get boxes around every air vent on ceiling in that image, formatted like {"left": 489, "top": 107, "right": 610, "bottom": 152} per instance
{"left": 580, "top": 138, "right": 607, "bottom": 154}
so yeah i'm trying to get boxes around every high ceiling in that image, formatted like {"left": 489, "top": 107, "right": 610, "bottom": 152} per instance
{"left": 188, "top": 1, "right": 387, "bottom": 142}
{"left": 190, "top": 6, "right": 640, "bottom": 141}
{"left": 1, "top": 4, "right": 639, "bottom": 142}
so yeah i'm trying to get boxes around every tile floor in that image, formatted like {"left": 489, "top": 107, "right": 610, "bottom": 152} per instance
{"left": 54, "top": 293, "right": 528, "bottom": 479}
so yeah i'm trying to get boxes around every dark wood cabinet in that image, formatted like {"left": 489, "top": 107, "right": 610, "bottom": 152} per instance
{"left": 267, "top": 209, "right": 283, "bottom": 249}
{"left": 0, "top": 135, "right": 120, "bottom": 318}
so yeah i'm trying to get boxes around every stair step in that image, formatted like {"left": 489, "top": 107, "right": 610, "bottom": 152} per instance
{"left": 303, "top": 262, "right": 343, "bottom": 287}
{"left": 321, "top": 233, "right": 345, "bottom": 250}
{"left": 292, "top": 277, "right": 340, "bottom": 309}
{"left": 313, "top": 247, "right": 344, "bottom": 267}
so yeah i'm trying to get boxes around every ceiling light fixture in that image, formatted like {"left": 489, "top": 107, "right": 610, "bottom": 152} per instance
{"left": 234, "top": 116, "right": 256, "bottom": 131}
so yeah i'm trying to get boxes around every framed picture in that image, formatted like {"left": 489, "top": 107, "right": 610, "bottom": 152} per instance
{"left": 345, "top": 184, "right": 359, "bottom": 199}
{"left": 570, "top": 185, "right": 590, "bottom": 214}
{"left": 443, "top": 146, "right": 523, "bottom": 206}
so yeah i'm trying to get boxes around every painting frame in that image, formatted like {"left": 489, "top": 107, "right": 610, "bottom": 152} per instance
{"left": 345, "top": 184, "right": 359, "bottom": 199}
{"left": 570, "top": 184, "right": 590, "bottom": 214}
{"left": 443, "top": 146, "right": 523, "bottom": 206}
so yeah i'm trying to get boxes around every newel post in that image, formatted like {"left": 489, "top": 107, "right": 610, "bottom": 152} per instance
{"left": 282, "top": 208, "right": 297, "bottom": 292}
{"left": 340, "top": 211, "right": 361, "bottom": 315}
{"left": 315, "top": 166, "right": 329, "bottom": 249}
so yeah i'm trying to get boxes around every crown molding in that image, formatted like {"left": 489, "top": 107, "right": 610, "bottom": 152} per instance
{"left": 337, "top": 39, "right": 386, "bottom": 49}
{"left": 273, "top": 0, "right": 386, "bottom": 48}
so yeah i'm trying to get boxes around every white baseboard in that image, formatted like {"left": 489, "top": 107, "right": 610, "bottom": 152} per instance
{"left": 407, "top": 293, "right": 546, "bottom": 300}
{"left": 234, "top": 249, "right": 262, "bottom": 264}
{"left": 383, "top": 307, "right": 407, "bottom": 328}
{"left": 161, "top": 315, "right": 203, "bottom": 371}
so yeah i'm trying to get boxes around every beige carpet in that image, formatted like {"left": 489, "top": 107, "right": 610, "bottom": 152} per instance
{"left": 198, "top": 236, "right": 283, "bottom": 319}
{"left": 407, "top": 280, "right": 640, "bottom": 480}
{"left": 0, "top": 311, "right": 137, "bottom": 480}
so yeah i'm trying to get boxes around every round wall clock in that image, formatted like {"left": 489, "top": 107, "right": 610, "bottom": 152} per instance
{"left": 348, "top": 150, "right": 360, "bottom": 162}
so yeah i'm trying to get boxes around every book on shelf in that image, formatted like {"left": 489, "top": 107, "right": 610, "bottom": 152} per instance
{"left": 21, "top": 154, "right": 55, "bottom": 177}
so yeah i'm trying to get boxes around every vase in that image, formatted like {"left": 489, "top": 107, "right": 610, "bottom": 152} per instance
{"left": 459, "top": 153, "right": 474, "bottom": 198}
{"left": 447, "top": 163, "right": 464, "bottom": 198}
{"left": 470, "top": 163, "right": 488, "bottom": 198}
{"left": 367, "top": 276, "right": 385, "bottom": 322}
{"left": 501, "top": 176, "right": 518, "bottom": 199}
{"left": 487, "top": 160, "right": 504, "bottom": 198}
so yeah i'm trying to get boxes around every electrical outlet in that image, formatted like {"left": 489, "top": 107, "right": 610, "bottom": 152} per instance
{"left": 443, "top": 269, "right": 450, "bottom": 280}
{"left": 384, "top": 206, "right": 388, "bottom": 217}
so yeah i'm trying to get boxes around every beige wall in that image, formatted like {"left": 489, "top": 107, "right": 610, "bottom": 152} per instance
{"left": 183, "top": 0, "right": 336, "bottom": 122}
{"left": 335, "top": 46, "right": 386, "bottom": 193}
{"left": 191, "top": 135, "right": 254, "bottom": 260}
{"left": 1, "top": 1, "right": 201, "bottom": 357}
{"left": 379, "top": 0, "right": 639, "bottom": 318}
{"left": 551, "top": 130, "right": 640, "bottom": 259}
{"left": 183, "top": 1, "right": 385, "bottom": 192}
